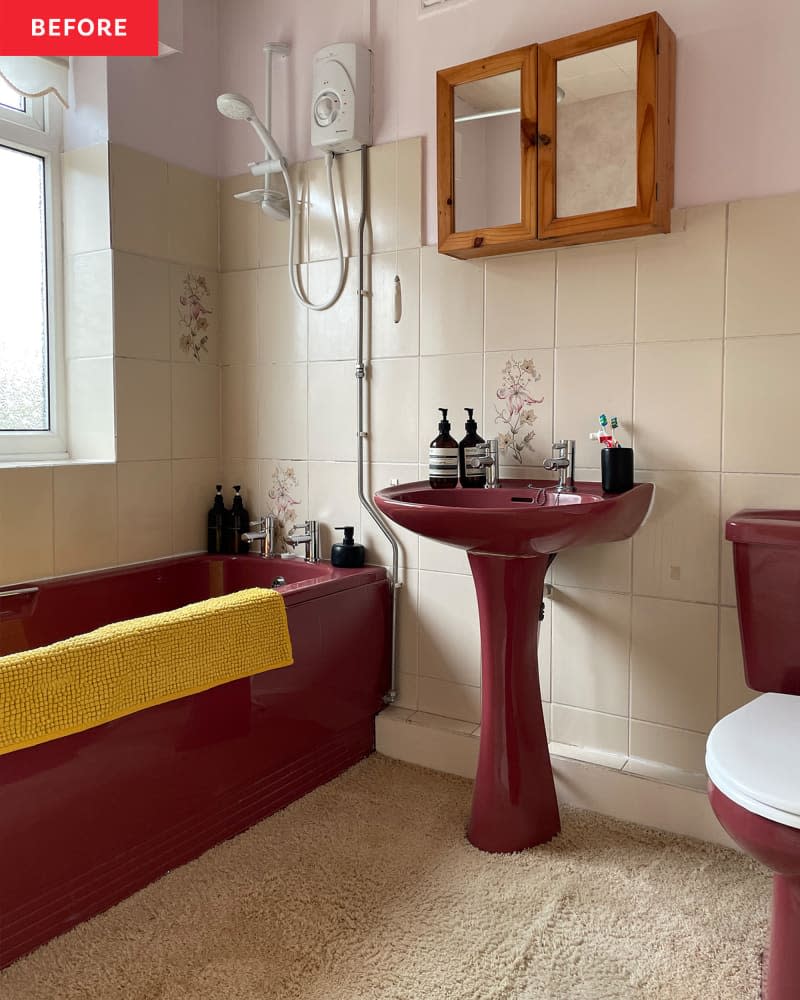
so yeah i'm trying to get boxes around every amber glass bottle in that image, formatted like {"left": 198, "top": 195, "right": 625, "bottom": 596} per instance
{"left": 428, "top": 408, "right": 459, "bottom": 489}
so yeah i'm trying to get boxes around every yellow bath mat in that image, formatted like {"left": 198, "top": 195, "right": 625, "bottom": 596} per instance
{"left": 0, "top": 588, "right": 293, "bottom": 756}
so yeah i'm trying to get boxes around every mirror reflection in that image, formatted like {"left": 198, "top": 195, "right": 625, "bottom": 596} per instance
{"left": 556, "top": 41, "right": 637, "bottom": 218}
{"left": 454, "top": 70, "right": 521, "bottom": 231}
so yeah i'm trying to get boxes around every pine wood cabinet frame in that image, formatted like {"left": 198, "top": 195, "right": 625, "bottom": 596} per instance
{"left": 436, "top": 12, "right": 676, "bottom": 260}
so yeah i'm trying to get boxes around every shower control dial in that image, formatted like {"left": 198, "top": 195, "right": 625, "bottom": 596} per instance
{"left": 313, "top": 90, "right": 341, "bottom": 128}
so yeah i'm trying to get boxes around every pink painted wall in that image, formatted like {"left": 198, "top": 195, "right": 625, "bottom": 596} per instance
{"left": 106, "top": 0, "right": 220, "bottom": 176}
{"left": 216, "top": 0, "right": 800, "bottom": 244}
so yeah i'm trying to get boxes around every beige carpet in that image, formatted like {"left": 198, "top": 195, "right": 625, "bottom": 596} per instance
{"left": 2, "top": 755, "right": 769, "bottom": 1000}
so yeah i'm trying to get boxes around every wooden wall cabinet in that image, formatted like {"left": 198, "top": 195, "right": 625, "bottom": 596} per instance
{"left": 436, "top": 12, "right": 675, "bottom": 259}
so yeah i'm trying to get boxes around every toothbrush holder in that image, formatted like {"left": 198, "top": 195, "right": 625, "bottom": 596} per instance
{"left": 601, "top": 447, "right": 634, "bottom": 493}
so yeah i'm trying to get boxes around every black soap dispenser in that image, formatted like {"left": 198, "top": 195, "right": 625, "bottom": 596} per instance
{"left": 207, "top": 485, "right": 227, "bottom": 554}
{"left": 459, "top": 407, "right": 486, "bottom": 488}
{"left": 428, "top": 408, "right": 459, "bottom": 489}
{"left": 224, "top": 485, "right": 250, "bottom": 554}
{"left": 331, "top": 526, "right": 365, "bottom": 568}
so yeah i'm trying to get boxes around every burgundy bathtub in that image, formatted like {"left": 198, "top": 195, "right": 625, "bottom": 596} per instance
{"left": 0, "top": 554, "right": 391, "bottom": 968}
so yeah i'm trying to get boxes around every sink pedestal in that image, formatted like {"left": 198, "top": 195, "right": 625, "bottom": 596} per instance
{"left": 467, "top": 552, "right": 560, "bottom": 852}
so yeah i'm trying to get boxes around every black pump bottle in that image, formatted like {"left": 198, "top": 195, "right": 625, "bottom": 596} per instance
{"left": 207, "top": 485, "right": 226, "bottom": 554}
{"left": 459, "top": 407, "right": 486, "bottom": 488}
{"left": 428, "top": 408, "right": 459, "bottom": 489}
{"left": 224, "top": 485, "right": 250, "bottom": 554}
{"left": 331, "top": 526, "right": 366, "bottom": 568}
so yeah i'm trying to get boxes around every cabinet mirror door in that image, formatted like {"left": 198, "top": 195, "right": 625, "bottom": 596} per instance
{"left": 537, "top": 13, "right": 673, "bottom": 239}
{"left": 437, "top": 46, "right": 537, "bottom": 256}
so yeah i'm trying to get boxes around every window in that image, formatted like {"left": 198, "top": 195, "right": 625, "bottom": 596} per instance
{"left": 0, "top": 74, "right": 64, "bottom": 460}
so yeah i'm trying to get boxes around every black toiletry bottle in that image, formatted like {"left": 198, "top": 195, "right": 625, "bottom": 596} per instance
{"left": 207, "top": 485, "right": 226, "bottom": 554}
{"left": 459, "top": 407, "right": 486, "bottom": 488}
{"left": 224, "top": 485, "right": 250, "bottom": 555}
{"left": 429, "top": 408, "right": 459, "bottom": 488}
{"left": 331, "top": 526, "right": 366, "bottom": 568}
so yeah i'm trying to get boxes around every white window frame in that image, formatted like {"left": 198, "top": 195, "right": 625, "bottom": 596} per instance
{"left": 0, "top": 92, "right": 66, "bottom": 462}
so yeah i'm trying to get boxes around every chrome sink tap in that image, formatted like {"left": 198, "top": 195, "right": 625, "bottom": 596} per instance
{"left": 543, "top": 439, "right": 576, "bottom": 493}
{"left": 469, "top": 439, "right": 501, "bottom": 488}
{"left": 242, "top": 513, "right": 279, "bottom": 557}
{"left": 286, "top": 519, "right": 320, "bottom": 563}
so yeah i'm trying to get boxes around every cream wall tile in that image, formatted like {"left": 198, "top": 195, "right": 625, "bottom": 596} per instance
{"left": 110, "top": 145, "right": 169, "bottom": 259}
{"left": 308, "top": 461, "right": 360, "bottom": 555}
{"left": 554, "top": 345, "right": 633, "bottom": 470}
{"left": 67, "top": 357, "right": 115, "bottom": 461}
{"left": 66, "top": 251, "right": 113, "bottom": 358}
{"left": 634, "top": 340, "right": 723, "bottom": 472}
{"left": 395, "top": 671, "right": 419, "bottom": 712}
{"left": 484, "top": 351, "right": 554, "bottom": 469}
{"left": 0, "top": 467, "right": 53, "bottom": 585}
{"left": 723, "top": 335, "right": 800, "bottom": 473}
{"left": 418, "top": 570, "right": 481, "bottom": 687}
{"left": 420, "top": 247, "right": 484, "bottom": 355}
{"left": 363, "top": 464, "right": 420, "bottom": 569}
{"left": 556, "top": 242, "right": 635, "bottom": 347}
{"left": 631, "top": 596, "right": 718, "bottom": 732}
{"left": 551, "top": 587, "right": 631, "bottom": 716}
{"left": 115, "top": 359, "right": 171, "bottom": 461}
{"left": 538, "top": 608, "right": 552, "bottom": 702}
{"left": 485, "top": 252, "right": 555, "bottom": 352}
{"left": 718, "top": 605, "right": 758, "bottom": 718}
{"left": 257, "top": 266, "right": 307, "bottom": 364}
{"left": 170, "top": 266, "right": 218, "bottom": 365}
{"left": 116, "top": 461, "right": 172, "bottom": 565}
{"left": 396, "top": 568, "right": 419, "bottom": 679}
{"left": 727, "top": 193, "right": 800, "bottom": 337}
{"left": 220, "top": 364, "right": 259, "bottom": 460}
{"left": 220, "top": 270, "right": 258, "bottom": 364}
{"left": 259, "top": 460, "right": 309, "bottom": 551}
{"left": 636, "top": 205, "right": 726, "bottom": 342}
{"left": 308, "top": 258, "right": 358, "bottom": 360}
{"left": 113, "top": 252, "right": 170, "bottom": 361}
{"left": 368, "top": 358, "right": 419, "bottom": 464}
{"left": 54, "top": 464, "right": 117, "bottom": 575}
{"left": 418, "top": 676, "right": 480, "bottom": 725}
{"left": 632, "top": 470, "right": 720, "bottom": 604}
{"left": 629, "top": 720, "right": 707, "bottom": 774}
{"left": 369, "top": 138, "right": 423, "bottom": 254}
{"left": 62, "top": 144, "right": 110, "bottom": 255}
{"left": 308, "top": 361, "right": 355, "bottom": 461}
{"left": 220, "top": 174, "right": 259, "bottom": 271}
{"left": 418, "top": 537, "right": 470, "bottom": 575}
{"left": 551, "top": 704, "right": 628, "bottom": 756}
{"left": 222, "top": 459, "right": 260, "bottom": 513}
{"left": 418, "top": 353, "right": 483, "bottom": 465}
{"left": 719, "top": 473, "right": 800, "bottom": 605}
{"left": 167, "top": 164, "right": 218, "bottom": 270}
{"left": 172, "top": 458, "right": 220, "bottom": 555}
{"left": 259, "top": 161, "right": 305, "bottom": 268}
{"left": 553, "top": 539, "right": 632, "bottom": 594}
{"left": 258, "top": 364, "right": 308, "bottom": 461}
{"left": 371, "top": 249, "right": 420, "bottom": 358}
{"left": 171, "top": 363, "right": 220, "bottom": 460}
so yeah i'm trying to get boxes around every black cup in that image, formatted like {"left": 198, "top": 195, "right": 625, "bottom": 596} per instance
{"left": 601, "top": 447, "right": 634, "bottom": 493}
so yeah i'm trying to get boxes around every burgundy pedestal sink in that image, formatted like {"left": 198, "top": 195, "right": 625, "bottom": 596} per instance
{"left": 374, "top": 479, "right": 654, "bottom": 853}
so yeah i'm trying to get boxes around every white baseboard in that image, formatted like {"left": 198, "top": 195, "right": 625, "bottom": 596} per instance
{"left": 376, "top": 713, "right": 735, "bottom": 850}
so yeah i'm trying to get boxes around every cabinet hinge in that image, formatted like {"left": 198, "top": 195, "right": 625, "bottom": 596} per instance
{"left": 656, "top": 34, "right": 660, "bottom": 55}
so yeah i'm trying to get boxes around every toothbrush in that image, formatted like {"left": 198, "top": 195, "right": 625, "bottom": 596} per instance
{"left": 610, "top": 416, "right": 620, "bottom": 447}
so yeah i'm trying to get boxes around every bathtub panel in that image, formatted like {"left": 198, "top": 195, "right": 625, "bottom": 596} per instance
{"left": 0, "top": 555, "right": 390, "bottom": 969}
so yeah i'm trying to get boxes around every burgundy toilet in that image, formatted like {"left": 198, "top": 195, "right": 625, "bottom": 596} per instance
{"left": 706, "top": 509, "right": 800, "bottom": 1000}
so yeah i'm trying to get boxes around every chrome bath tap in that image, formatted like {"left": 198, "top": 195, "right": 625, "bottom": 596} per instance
{"left": 286, "top": 520, "right": 320, "bottom": 563}
{"left": 543, "top": 439, "right": 576, "bottom": 493}
{"left": 241, "top": 513, "right": 279, "bottom": 557}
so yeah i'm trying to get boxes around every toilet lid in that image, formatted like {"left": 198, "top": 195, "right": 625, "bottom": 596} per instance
{"left": 706, "top": 693, "right": 800, "bottom": 830}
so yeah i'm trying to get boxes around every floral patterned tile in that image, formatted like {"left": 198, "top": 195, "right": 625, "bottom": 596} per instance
{"left": 259, "top": 460, "right": 308, "bottom": 553}
{"left": 483, "top": 351, "right": 554, "bottom": 468}
{"left": 170, "top": 264, "right": 218, "bottom": 364}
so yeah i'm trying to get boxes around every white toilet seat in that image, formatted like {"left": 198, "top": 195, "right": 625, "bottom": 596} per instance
{"left": 706, "top": 693, "right": 800, "bottom": 830}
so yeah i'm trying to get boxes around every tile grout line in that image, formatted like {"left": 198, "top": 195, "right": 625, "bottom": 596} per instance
{"left": 715, "top": 201, "right": 732, "bottom": 723}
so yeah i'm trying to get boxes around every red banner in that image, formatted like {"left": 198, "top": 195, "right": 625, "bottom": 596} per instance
{"left": 0, "top": 1, "right": 159, "bottom": 56}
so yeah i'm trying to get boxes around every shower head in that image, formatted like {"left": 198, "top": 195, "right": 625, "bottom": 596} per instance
{"left": 216, "top": 93, "right": 256, "bottom": 121}
{"left": 216, "top": 91, "right": 287, "bottom": 166}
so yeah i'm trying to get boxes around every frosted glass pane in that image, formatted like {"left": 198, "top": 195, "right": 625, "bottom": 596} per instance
{"left": 0, "top": 78, "right": 25, "bottom": 112}
{"left": 0, "top": 144, "right": 49, "bottom": 431}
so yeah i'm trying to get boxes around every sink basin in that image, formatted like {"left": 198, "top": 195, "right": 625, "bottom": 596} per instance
{"left": 374, "top": 479, "right": 653, "bottom": 557}
{"left": 375, "top": 478, "right": 654, "bottom": 854}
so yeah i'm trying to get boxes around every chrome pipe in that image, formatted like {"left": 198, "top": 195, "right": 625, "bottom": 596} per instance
{"left": 356, "top": 144, "right": 400, "bottom": 704}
